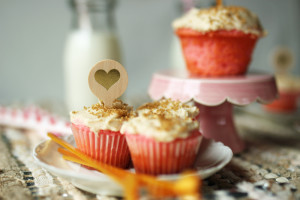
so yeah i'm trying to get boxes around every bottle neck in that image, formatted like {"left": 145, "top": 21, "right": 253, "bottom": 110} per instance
{"left": 70, "top": 0, "right": 116, "bottom": 32}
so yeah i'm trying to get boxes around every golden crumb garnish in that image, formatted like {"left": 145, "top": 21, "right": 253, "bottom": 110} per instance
{"left": 212, "top": 5, "right": 250, "bottom": 13}
{"left": 137, "top": 98, "right": 197, "bottom": 132}
{"left": 138, "top": 98, "right": 189, "bottom": 112}
{"left": 83, "top": 99, "right": 133, "bottom": 120}
{"left": 173, "top": 5, "right": 265, "bottom": 37}
{"left": 199, "top": 6, "right": 263, "bottom": 30}
{"left": 146, "top": 113, "right": 190, "bottom": 132}
{"left": 201, "top": 6, "right": 249, "bottom": 18}
{"left": 72, "top": 111, "right": 78, "bottom": 114}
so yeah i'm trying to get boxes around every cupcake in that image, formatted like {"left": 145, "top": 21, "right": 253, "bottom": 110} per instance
{"left": 173, "top": 6, "right": 265, "bottom": 76}
{"left": 70, "top": 100, "right": 133, "bottom": 168}
{"left": 121, "top": 99, "right": 202, "bottom": 175}
{"left": 264, "top": 75, "right": 300, "bottom": 112}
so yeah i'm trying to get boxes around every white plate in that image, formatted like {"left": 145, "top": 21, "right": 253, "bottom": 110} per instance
{"left": 33, "top": 136, "right": 232, "bottom": 197}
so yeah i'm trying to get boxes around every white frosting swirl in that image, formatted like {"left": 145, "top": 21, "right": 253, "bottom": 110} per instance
{"left": 70, "top": 100, "right": 133, "bottom": 133}
{"left": 120, "top": 99, "right": 200, "bottom": 142}
{"left": 172, "top": 6, "right": 265, "bottom": 36}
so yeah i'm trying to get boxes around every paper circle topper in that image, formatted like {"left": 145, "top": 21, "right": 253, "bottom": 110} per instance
{"left": 88, "top": 60, "right": 128, "bottom": 107}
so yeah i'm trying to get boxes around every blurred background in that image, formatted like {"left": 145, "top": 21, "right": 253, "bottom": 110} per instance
{"left": 0, "top": 0, "right": 299, "bottom": 112}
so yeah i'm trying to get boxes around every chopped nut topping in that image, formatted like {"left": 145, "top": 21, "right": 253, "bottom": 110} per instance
{"left": 173, "top": 6, "right": 265, "bottom": 36}
{"left": 136, "top": 98, "right": 198, "bottom": 132}
{"left": 121, "top": 99, "right": 200, "bottom": 142}
{"left": 86, "top": 100, "right": 133, "bottom": 120}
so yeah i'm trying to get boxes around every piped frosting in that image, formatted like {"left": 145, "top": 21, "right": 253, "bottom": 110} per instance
{"left": 70, "top": 100, "right": 133, "bottom": 133}
{"left": 121, "top": 99, "right": 199, "bottom": 142}
{"left": 172, "top": 6, "right": 265, "bottom": 36}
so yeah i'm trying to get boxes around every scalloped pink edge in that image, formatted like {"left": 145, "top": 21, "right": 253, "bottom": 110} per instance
{"left": 148, "top": 70, "right": 278, "bottom": 106}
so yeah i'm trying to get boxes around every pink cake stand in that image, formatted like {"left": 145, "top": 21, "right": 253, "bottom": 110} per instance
{"left": 148, "top": 69, "right": 278, "bottom": 153}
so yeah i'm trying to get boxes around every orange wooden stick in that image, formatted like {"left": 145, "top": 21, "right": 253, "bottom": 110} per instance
{"left": 58, "top": 147, "right": 80, "bottom": 158}
{"left": 60, "top": 143, "right": 201, "bottom": 198}
{"left": 50, "top": 138, "right": 130, "bottom": 179}
{"left": 59, "top": 146, "right": 176, "bottom": 192}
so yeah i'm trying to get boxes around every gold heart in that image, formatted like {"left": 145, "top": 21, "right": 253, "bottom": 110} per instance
{"left": 94, "top": 69, "right": 120, "bottom": 90}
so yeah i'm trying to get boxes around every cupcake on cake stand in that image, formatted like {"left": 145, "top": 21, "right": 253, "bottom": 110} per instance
{"left": 148, "top": 2, "right": 278, "bottom": 153}
{"left": 263, "top": 47, "right": 300, "bottom": 113}
{"left": 148, "top": 70, "right": 277, "bottom": 153}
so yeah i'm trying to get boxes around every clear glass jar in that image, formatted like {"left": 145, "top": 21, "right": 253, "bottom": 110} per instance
{"left": 64, "top": 0, "right": 122, "bottom": 111}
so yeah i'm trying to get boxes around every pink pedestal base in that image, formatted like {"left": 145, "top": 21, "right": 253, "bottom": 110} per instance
{"left": 196, "top": 102, "right": 244, "bottom": 153}
{"left": 148, "top": 69, "right": 278, "bottom": 153}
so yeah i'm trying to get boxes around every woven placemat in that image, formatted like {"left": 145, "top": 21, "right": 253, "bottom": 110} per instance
{"left": 1, "top": 110, "right": 300, "bottom": 200}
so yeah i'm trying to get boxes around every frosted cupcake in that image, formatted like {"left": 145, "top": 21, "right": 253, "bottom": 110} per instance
{"left": 70, "top": 100, "right": 133, "bottom": 168}
{"left": 121, "top": 99, "right": 202, "bottom": 175}
{"left": 264, "top": 75, "right": 300, "bottom": 112}
{"left": 173, "top": 6, "right": 265, "bottom": 76}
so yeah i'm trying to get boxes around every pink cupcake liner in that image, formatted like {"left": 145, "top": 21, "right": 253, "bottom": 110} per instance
{"left": 125, "top": 131, "right": 202, "bottom": 175}
{"left": 71, "top": 123, "right": 131, "bottom": 169}
{"left": 263, "top": 91, "right": 300, "bottom": 113}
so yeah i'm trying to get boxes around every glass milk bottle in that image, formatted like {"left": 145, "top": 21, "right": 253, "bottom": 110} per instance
{"left": 64, "top": 0, "right": 122, "bottom": 111}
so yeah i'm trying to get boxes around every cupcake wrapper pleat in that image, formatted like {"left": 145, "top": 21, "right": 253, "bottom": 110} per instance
{"left": 126, "top": 134, "right": 202, "bottom": 175}
{"left": 71, "top": 124, "right": 131, "bottom": 168}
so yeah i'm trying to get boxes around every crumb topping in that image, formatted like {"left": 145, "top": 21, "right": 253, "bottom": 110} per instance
{"left": 137, "top": 98, "right": 197, "bottom": 132}
{"left": 70, "top": 99, "right": 133, "bottom": 133}
{"left": 138, "top": 98, "right": 190, "bottom": 112}
{"left": 121, "top": 99, "right": 200, "bottom": 142}
{"left": 172, "top": 6, "right": 265, "bottom": 36}
{"left": 86, "top": 100, "right": 133, "bottom": 120}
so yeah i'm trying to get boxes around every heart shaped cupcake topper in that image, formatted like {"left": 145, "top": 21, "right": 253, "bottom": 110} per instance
{"left": 88, "top": 60, "right": 128, "bottom": 107}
